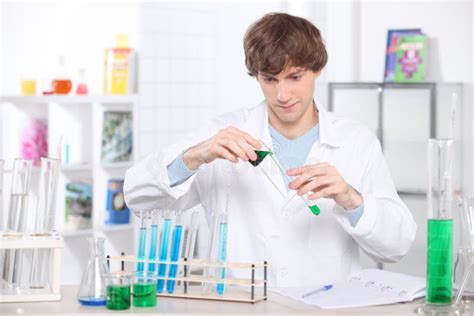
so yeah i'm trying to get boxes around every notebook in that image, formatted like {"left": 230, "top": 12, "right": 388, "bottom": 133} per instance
{"left": 272, "top": 269, "right": 425, "bottom": 309}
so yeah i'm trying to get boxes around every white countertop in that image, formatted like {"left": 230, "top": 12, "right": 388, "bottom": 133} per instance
{"left": 0, "top": 285, "right": 429, "bottom": 315}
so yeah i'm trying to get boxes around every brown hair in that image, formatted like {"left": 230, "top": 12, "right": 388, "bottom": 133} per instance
{"left": 243, "top": 12, "right": 328, "bottom": 77}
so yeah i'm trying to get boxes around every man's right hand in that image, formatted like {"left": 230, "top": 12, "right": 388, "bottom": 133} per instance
{"left": 182, "top": 126, "right": 262, "bottom": 170}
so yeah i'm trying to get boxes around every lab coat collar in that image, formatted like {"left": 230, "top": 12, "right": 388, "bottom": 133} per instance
{"left": 246, "top": 100, "right": 342, "bottom": 149}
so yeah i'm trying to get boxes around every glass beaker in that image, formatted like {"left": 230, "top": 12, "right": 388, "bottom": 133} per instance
{"left": 132, "top": 272, "right": 157, "bottom": 307}
{"left": 105, "top": 273, "right": 131, "bottom": 310}
{"left": 78, "top": 237, "right": 108, "bottom": 306}
{"left": 417, "top": 139, "right": 459, "bottom": 314}
{"left": 3, "top": 159, "right": 31, "bottom": 287}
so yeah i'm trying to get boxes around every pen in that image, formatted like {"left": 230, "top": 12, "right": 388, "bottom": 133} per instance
{"left": 301, "top": 284, "right": 333, "bottom": 298}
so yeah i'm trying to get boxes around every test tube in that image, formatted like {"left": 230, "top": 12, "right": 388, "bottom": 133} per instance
{"left": 216, "top": 212, "right": 228, "bottom": 295}
{"left": 166, "top": 211, "right": 183, "bottom": 293}
{"left": 136, "top": 211, "right": 147, "bottom": 273}
{"left": 202, "top": 211, "right": 221, "bottom": 295}
{"left": 3, "top": 159, "right": 31, "bottom": 286}
{"left": 184, "top": 211, "right": 198, "bottom": 268}
{"left": 256, "top": 141, "right": 320, "bottom": 216}
{"left": 30, "top": 157, "right": 60, "bottom": 288}
{"left": 157, "top": 211, "right": 172, "bottom": 293}
{"left": 147, "top": 210, "right": 159, "bottom": 274}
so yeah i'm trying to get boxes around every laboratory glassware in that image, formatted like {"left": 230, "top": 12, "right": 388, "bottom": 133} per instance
{"left": 133, "top": 272, "right": 157, "bottom": 307}
{"left": 3, "top": 159, "right": 31, "bottom": 287}
{"left": 216, "top": 211, "right": 228, "bottom": 295}
{"left": 136, "top": 210, "right": 147, "bottom": 273}
{"left": 184, "top": 210, "right": 199, "bottom": 274}
{"left": 30, "top": 157, "right": 60, "bottom": 289}
{"left": 167, "top": 211, "right": 183, "bottom": 293}
{"left": 157, "top": 211, "right": 172, "bottom": 293}
{"left": 455, "top": 199, "right": 474, "bottom": 307}
{"left": 416, "top": 139, "right": 458, "bottom": 315}
{"left": 253, "top": 141, "right": 320, "bottom": 216}
{"left": 105, "top": 273, "right": 131, "bottom": 310}
{"left": 78, "top": 237, "right": 108, "bottom": 306}
{"left": 147, "top": 210, "right": 159, "bottom": 274}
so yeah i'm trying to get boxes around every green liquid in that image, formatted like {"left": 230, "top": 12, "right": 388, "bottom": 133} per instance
{"left": 250, "top": 150, "right": 272, "bottom": 166}
{"left": 427, "top": 219, "right": 453, "bottom": 305}
{"left": 133, "top": 283, "right": 156, "bottom": 307}
{"left": 309, "top": 204, "right": 320, "bottom": 215}
{"left": 106, "top": 285, "right": 131, "bottom": 310}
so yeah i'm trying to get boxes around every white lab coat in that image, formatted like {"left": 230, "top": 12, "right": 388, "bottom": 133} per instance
{"left": 124, "top": 101, "right": 417, "bottom": 287}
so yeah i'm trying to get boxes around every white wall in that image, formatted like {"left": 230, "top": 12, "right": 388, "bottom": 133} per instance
{"left": 1, "top": 1, "right": 139, "bottom": 95}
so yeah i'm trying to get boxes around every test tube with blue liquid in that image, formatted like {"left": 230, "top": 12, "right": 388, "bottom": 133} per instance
{"left": 136, "top": 210, "right": 147, "bottom": 273}
{"left": 157, "top": 211, "right": 172, "bottom": 293}
{"left": 147, "top": 210, "right": 159, "bottom": 274}
{"left": 216, "top": 212, "right": 228, "bottom": 295}
{"left": 166, "top": 211, "right": 183, "bottom": 293}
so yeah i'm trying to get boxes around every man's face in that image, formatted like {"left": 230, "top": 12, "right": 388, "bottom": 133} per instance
{"left": 256, "top": 67, "right": 320, "bottom": 125}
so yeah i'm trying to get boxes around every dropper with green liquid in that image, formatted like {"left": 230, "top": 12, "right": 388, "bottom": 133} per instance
{"left": 250, "top": 149, "right": 320, "bottom": 216}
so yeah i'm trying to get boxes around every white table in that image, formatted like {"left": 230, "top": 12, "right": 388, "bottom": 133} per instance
{"left": 0, "top": 285, "right": 431, "bottom": 315}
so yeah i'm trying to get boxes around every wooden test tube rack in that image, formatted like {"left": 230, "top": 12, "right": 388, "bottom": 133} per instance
{"left": 107, "top": 254, "right": 268, "bottom": 304}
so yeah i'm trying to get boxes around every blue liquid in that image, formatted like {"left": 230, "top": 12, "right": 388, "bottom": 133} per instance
{"left": 167, "top": 225, "right": 183, "bottom": 293}
{"left": 137, "top": 227, "right": 146, "bottom": 273}
{"left": 147, "top": 225, "right": 158, "bottom": 273}
{"left": 78, "top": 296, "right": 107, "bottom": 306}
{"left": 216, "top": 222, "right": 228, "bottom": 295}
{"left": 157, "top": 219, "right": 171, "bottom": 293}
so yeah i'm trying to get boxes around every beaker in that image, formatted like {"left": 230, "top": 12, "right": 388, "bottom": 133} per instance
{"left": 105, "top": 273, "right": 131, "bottom": 310}
{"left": 416, "top": 139, "right": 459, "bottom": 314}
{"left": 3, "top": 159, "right": 31, "bottom": 287}
{"left": 30, "top": 157, "right": 60, "bottom": 289}
{"left": 132, "top": 272, "right": 157, "bottom": 307}
{"left": 78, "top": 237, "right": 108, "bottom": 306}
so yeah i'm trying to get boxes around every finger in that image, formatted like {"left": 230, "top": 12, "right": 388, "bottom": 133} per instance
{"left": 216, "top": 147, "right": 238, "bottom": 163}
{"left": 288, "top": 166, "right": 330, "bottom": 190}
{"left": 286, "top": 166, "right": 309, "bottom": 177}
{"left": 220, "top": 138, "right": 249, "bottom": 161}
{"left": 297, "top": 176, "right": 337, "bottom": 196}
{"left": 308, "top": 186, "right": 338, "bottom": 200}
{"left": 237, "top": 138, "right": 258, "bottom": 161}
{"left": 226, "top": 128, "right": 262, "bottom": 151}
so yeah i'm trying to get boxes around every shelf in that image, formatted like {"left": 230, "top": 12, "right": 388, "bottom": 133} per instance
{"left": 0, "top": 95, "right": 138, "bottom": 106}
{"left": 99, "top": 161, "right": 134, "bottom": 169}
{"left": 61, "top": 229, "right": 94, "bottom": 238}
{"left": 61, "top": 163, "right": 93, "bottom": 172}
{"left": 101, "top": 224, "right": 134, "bottom": 232}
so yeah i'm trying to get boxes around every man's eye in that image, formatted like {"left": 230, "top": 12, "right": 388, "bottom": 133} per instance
{"left": 264, "top": 77, "right": 275, "bottom": 83}
{"left": 291, "top": 75, "right": 302, "bottom": 81}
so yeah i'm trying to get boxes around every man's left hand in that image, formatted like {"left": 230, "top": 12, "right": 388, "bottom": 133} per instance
{"left": 287, "top": 162, "right": 362, "bottom": 210}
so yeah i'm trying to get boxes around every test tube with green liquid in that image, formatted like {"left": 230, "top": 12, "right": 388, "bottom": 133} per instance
{"left": 251, "top": 147, "right": 320, "bottom": 216}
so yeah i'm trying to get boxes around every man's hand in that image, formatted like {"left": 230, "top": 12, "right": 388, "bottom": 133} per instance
{"left": 287, "top": 162, "right": 362, "bottom": 210}
{"left": 182, "top": 126, "right": 262, "bottom": 170}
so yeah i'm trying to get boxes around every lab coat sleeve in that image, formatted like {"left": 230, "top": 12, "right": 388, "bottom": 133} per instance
{"left": 124, "top": 110, "right": 245, "bottom": 213}
{"left": 332, "top": 137, "right": 417, "bottom": 263}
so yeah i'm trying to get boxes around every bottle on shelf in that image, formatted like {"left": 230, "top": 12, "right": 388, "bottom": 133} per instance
{"left": 76, "top": 68, "right": 89, "bottom": 95}
{"left": 52, "top": 55, "right": 72, "bottom": 95}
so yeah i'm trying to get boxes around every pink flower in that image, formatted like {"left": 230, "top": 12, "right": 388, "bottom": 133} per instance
{"left": 21, "top": 120, "right": 48, "bottom": 167}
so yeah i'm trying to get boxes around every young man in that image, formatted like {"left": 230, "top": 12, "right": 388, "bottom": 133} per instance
{"left": 124, "top": 13, "right": 416, "bottom": 287}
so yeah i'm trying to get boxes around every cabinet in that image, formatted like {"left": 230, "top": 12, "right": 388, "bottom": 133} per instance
{"left": 328, "top": 82, "right": 464, "bottom": 195}
{"left": 0, "top": 95, "right": 138, "bottom": 284}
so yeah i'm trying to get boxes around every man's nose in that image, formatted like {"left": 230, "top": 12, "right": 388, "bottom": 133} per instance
{"left": 276, "top": 82, "right": 291, "bottom": 103}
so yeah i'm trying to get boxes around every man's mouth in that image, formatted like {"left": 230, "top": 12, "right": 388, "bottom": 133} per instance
{"left": 277, "top": 102, "right": 298, "bottom": 112}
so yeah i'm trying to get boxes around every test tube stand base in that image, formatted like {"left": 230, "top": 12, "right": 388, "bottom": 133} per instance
{"left": 107, "top": 254, "right": 267, "bottom": 304}
{"left": 0, "top": 231, "right": 64, "bottom": 303}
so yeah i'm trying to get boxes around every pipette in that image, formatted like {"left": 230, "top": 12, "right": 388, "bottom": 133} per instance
{"left": 136, "top": 210, "right": 147, "bottom": 273}
{"left": 157, "top": 211, "right": 172, "bottom": 293}
{"left": 253, "top": 141, "right": 320, "bottom": 216}
{"left": 147, "top": 210, "right": 159, "bottom": 274}
{"left": 166, "top": 211, "right": 183, "bottom": 293}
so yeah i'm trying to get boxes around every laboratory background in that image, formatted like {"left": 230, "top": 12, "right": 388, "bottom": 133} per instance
{"left": 0, "top": 0, "right": 473, "bottom": 313}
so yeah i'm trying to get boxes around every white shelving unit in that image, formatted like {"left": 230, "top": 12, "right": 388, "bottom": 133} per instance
{"left": 0, "top": 94, "right": 139, "bottom": 284}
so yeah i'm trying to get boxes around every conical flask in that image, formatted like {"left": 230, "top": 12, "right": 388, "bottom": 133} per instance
{"left": 77, "top": 237, "right": 108, "bottom": 306}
